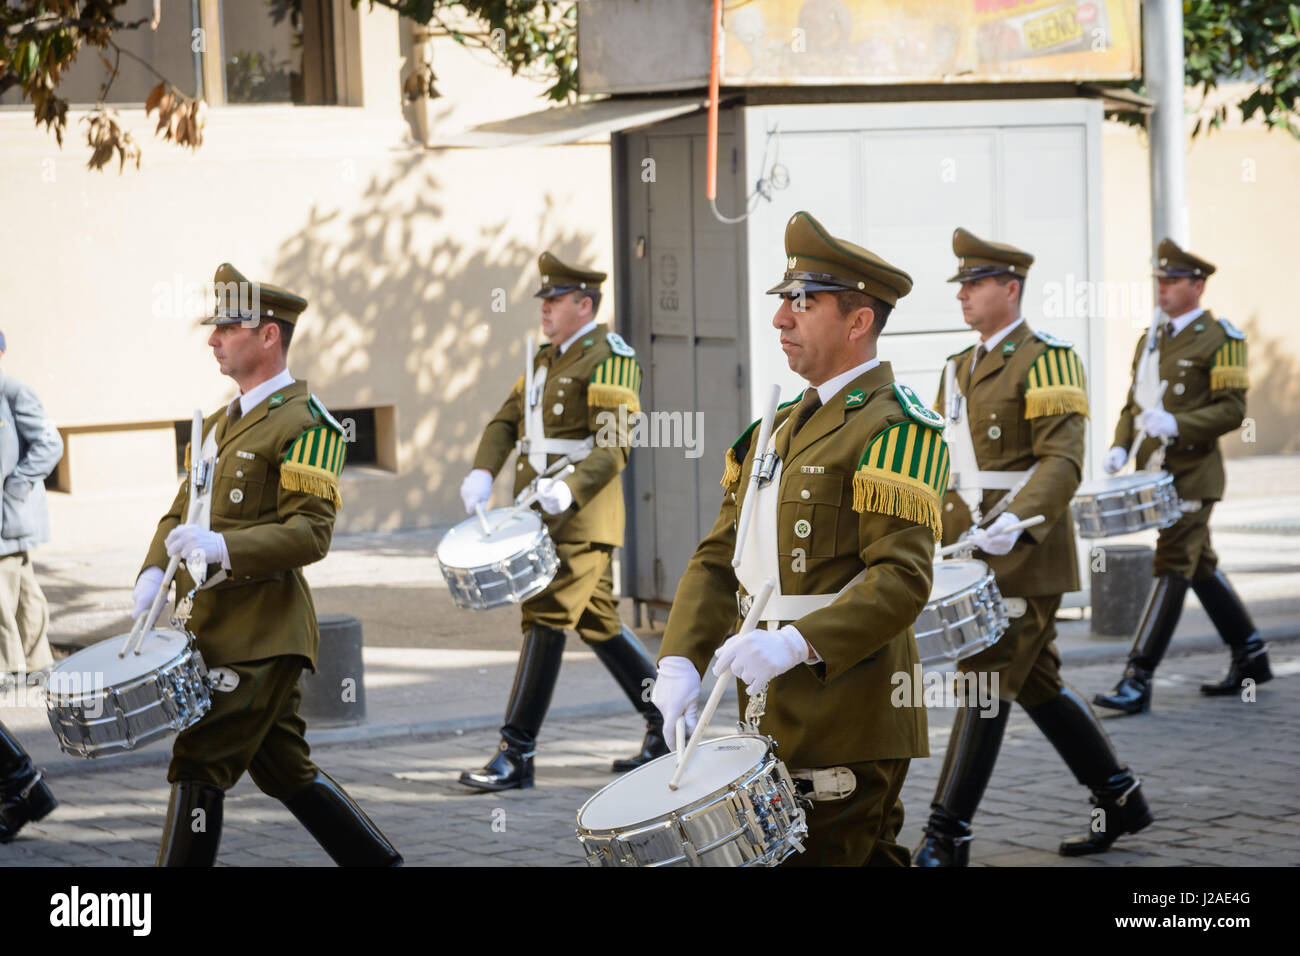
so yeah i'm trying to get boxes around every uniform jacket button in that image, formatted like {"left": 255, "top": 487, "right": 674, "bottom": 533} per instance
{"left": 800, "top": 489, "right": 810, "bottom": 499}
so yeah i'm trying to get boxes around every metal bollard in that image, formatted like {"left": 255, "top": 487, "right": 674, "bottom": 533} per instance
{"left": 299, "top": 614, "right": 366, "bottom": 726}
{"left": 1090, "top": 544, "right": 1155, "bottom": 638}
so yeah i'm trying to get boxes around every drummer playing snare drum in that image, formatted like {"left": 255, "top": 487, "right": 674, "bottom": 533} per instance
{"left": 1094, "top": 239, "right": 1270, "bottom": 714}
{"left": 913, "top": 229, "right": 1153, "bottom": 866}
{"left": 654, "top": 211, "right": 945, "bottom": 867}
{"left": 456, "top": 253, "right": 666, "bottom": 792}
{"left": 133, "top": 263, "right": 402, "bottom": 867}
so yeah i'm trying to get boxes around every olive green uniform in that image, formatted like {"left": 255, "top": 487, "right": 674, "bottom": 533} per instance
{"left": 142, "top": 380, "right": 346, "bottom": 796}
{"left": 935, "top": 321, "right": 1088, "bottom": 705}
{"left": 662, "top": 363, "right": 945, "bottom": 865}
{"left": 471, "top": 325, "right": 642, "bottom": 642}
{"left": 915, "top": 230, "right": 1151, "bottom": 866}
{"left": 1112, "top": 311, "right": 1248, "bottom": 579}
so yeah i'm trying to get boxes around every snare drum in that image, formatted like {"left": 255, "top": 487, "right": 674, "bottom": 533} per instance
{"left": 576, "top": 734, "right": 807, "bottom": 867}
{"left": 46, "top": 628, "right": 211, "bottom": 758}
{"left": 914, "top": 560, "right": 1008, "bottom": 666}
{"left": 1071, "top": 472, "right": 1180, "bottom": 539}
{"left": 436, "top": 508, "right": 559, "bottom": 610}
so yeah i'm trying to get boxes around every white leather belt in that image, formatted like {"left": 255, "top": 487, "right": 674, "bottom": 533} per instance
{"left": 738, "top": 569, "right": 867, "bottom": 624}
{"left": 516, "top": 437, "right": 593, "bottom": 460}
{"left": 950, "top": 469, "right": 1031, "bottom": 490}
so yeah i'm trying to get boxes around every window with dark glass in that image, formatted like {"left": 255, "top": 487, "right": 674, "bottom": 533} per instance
{"left": 220, "top": 0, "right": 337, "bottom": 105}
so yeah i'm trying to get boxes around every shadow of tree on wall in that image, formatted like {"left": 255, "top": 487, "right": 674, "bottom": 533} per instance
{"left": 1226, "top": 314, "right": 1300, "bottom": 458}
{"left": 269, "top": 149, "right": 607, "bottom": 534}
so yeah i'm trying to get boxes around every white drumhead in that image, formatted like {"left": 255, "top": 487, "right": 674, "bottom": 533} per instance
{"left": 578, "top": 735, "right": 769, "bottom": 831}
{"left": 48, "top": 629, "right": 189, "bottom": 692}
{"left": 1076, "top": 473, "right": 1164, "bottom": 496}
{"left": 436, "top": 508, "right": 545, "bottom": 567}
{"left": 929, "top": 560, "right": 990, "bottom": 601}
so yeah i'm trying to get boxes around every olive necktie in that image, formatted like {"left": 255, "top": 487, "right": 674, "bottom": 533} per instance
{"left": 967, "top": 344, "right": 987, "bottom": 391}
{"left": 791, "top": 390, "right": 822, "bottom": 437}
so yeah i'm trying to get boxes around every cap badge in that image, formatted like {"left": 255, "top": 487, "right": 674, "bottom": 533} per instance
{"left": 787, "top": 256, "right": 797, "bottom": 269}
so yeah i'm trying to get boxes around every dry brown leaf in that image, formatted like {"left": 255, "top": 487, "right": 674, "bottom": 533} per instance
{"left": 145, "top": 82, "right": 165, "bottom": 115}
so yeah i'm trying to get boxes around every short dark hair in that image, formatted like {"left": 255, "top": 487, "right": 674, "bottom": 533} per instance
{"left": 833, "top": 289, "right": 892, "bottom": 337}
{"left": 993, "top": 273, "right": 1026, "bottom": 305}
{"left": 574, "top": 288, "right": 602, "bottom": 317}
{"left": 270, "top": 318, "right": 294, "bottom": 356}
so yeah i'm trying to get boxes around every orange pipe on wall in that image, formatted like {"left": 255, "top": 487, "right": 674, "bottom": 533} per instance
{"left": 707, "top": 0, "right": 722, "bottom": 202}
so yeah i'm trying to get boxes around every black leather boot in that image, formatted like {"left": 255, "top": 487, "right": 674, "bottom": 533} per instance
{"left": 156, "top": 780, "right": 224, "bottom": 866}
{"left": 912, "top": 704, "right": 1010, "bottom": 867}
{"left": 459, "top": 624, "right": 566, "bottom": 792}
{"left": 283, "top": 771, "right": 403, "bottom": 866}
{"left": 0, "top": 720, "right": 58, "bottom": 844}
{"left": 1093, "top": 574, "right": 1189, "bottom": 715}
{"left": 1194, "top": 571, "right": 1273, "bottom": 695}
{"left": 1023, "top": 685, "right": 1154, "bottom": 855}
{"left": 591, "top": 627, "right": 670, "bottom": 772}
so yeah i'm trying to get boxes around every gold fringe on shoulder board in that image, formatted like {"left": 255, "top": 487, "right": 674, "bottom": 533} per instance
{"left": 587, "top": 382, "right": 641, "bottom": 413}
{"left": 1024, "top": 387, "right": 1090, "bottom": 420}
{"left": 1210, "top": 367, "right": 1249, "bottom": 391}
{"left": 852, "top": 469, "right": 943, "bottom": 542}
{"left": 281, "top": 464, "right": 343, "bottom": 507}
{"left": 720, "top": 447, "right": 741, "bottom": 488}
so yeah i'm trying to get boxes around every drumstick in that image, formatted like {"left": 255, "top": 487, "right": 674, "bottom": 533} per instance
{"left": 512, "top": 464, "right": 576, "bottom": 512}
{"left": 732, "top": 385, "right": 782, "bottom": 568}
{"left": 668, "top": 577, "right": 775, "bottom": 791}
{"left": 124, "top": 409, "right": 208, "bottom": 657}
{"left": 512, "top": 454, "right": 576, "bottom": 506}
{"left": 937, "top": 513, "right": 1046, "bottom": 558}
{"left": 674, "top": 717, "right": 686, "bottom": 767}
{"left": 1126, "top": 380, "right": 1169, "bottom": 468}
{"left": 474, "top": 503, "right": 493, "bottom": 536}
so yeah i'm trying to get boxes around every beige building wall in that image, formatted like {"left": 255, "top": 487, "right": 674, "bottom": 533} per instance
{"left": 0, "top": 6, "right": 613, "bottom": 553}
{"left": 3, "top": 7, "right": 1294, "bottom": 558}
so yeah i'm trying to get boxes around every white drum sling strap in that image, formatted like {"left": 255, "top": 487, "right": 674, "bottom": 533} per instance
{"left": 733, "top": 418, "right": 864, "bottom": 625}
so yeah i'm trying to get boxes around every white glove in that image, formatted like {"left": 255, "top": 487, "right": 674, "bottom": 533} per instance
{"left": 1102, "top": 446, "right": 1128, "bottom": 475}
{"left": 535, "top": 476, "right": 574, "bottom": 515}
{"left": 651, "top": 656, "right": 701, "bottom": 749}
{"left": 459, "top": 469, "right": 493, "bottom": 515}
{"left": 164, "top": 524, "right": 229, "bottom": 569}
{"left": 132, "top": 567, "right": 165, "bottom": 620}
{"left": 1138, "top": 408, "right": 1178, "bottom": 440}
{"left": 713, "top": 625, "right": 810, "bottom": 695}
{"left": 971, "top": 512, "right": 1022, "bottom": 557}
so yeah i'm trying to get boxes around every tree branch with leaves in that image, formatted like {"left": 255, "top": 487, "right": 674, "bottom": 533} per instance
{"left": 1110, "top": 1, "right": 1300, "bottom": 139}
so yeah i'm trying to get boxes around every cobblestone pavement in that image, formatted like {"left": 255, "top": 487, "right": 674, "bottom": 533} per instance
{"left": 3, "top": 645, "right": 1295, "bottom": 867}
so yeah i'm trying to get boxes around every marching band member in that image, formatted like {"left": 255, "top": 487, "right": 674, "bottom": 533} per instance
{"left": 136, "top": 263, "right": 402, "bottom": 866}
{"left": 1094, "top": 239, "right": 1268, "bottom": 714}
{"left": 457, "top": 253, "right": 665, "bottom": 792}
{"left": 654, "top": 211, "right": 944, "bottom": 865}
{"left": 913, "top": 229, "right": 1152, "bottom": 865}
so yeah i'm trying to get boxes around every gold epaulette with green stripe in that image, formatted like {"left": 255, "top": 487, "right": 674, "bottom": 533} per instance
{"left": 1024, "top": 347, "right": 1089, "bottom": 419}
{"left": 588, "top": 355, "right": 643, "bottom": 413}
{"left": 281, "top": 425, "right": 346, "bottom": 507}
{"left": 1211, "top": 337, "right": 1248, "bottom": 391}
{"left": 720, "top": 394, "right": 802, "bottom": 488}
{"left": 852, "top": 422, "right": 950, "bottom": 541}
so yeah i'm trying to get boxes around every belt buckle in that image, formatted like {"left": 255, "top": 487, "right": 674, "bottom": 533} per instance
{"left": 737, "top": 592, "right": 754, "bottom": 619}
